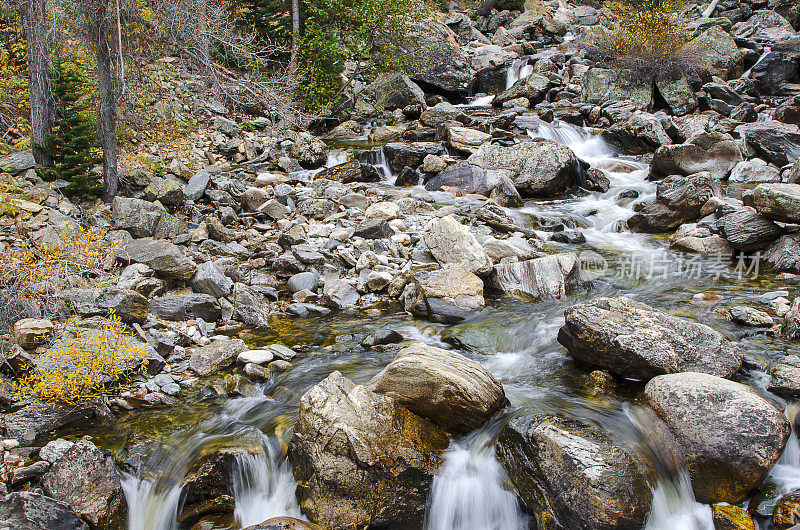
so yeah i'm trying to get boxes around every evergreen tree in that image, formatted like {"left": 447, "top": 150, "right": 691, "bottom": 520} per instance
{"left": 37, "top": 59, "right": 103, "bottom": 199}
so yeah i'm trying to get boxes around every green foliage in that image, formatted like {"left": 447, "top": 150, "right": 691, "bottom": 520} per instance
{"left": 37, "top": 59, "right": 103, "bottom": 199}
{"left": 231, "top": 0, "right": 293, "bottom": 54}
{"left": 298, "top": 0, "right": 428, "bottom": 109}
{"left": 495, "top": 0, "right": 525, "bottom": 11}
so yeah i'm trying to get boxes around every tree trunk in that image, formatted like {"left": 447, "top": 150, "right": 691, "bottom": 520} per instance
{"left": 24, "top": 0, "right": 53, "bottom": 166}
{"left": 93, "top": 2, "right": 119, "bottom": 202}
{"left": 288, "top": 0, "right": 300, "bottom": 73}
{"left": 475, "top": 0, "right": 495, "bottom": 18}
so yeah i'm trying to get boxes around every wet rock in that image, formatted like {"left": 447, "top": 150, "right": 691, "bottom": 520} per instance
{"left": 773, "top": 490, "right": 800, "bottom": 529}
{"left": 190, "top": 261, "right": 233, "bottom": 298}
{"left": 118, "top": 238, "right": 197, "bottom": 281}
{"left": 369, "top": 341, "right": 506, "bottom": 434}
{"left": 13, "top": 318, "right": 54, "bottom": 350}
{"left": 628, "top": 172, "right": 723, "bottom": 233}
{"left": 322, "top": 279, "right": 360, "bottom": 309}
{"left": 493, "top": 73, "right": 551, "bottom": 106}
{"left": 712, "top": 504, "right": 755, "bottom": 530}
{"left": 0, "top": 491, "right": 88, "bottom": 530}
{"left": 243, "top": 517, "right": 323, "bottom": 530}
{"left": 650, "top": 132, "right": 743, "bottom": 180}
{"left": 717, "top": 207, "right": 784, "bottom": 252}
{"left": 730, "top": 305, "right": 773, "bottom": 327}
{"left": 404, "top": 265, "right": 485, "bottom": 324}
{"left": 601, "top": 112, "right": 673, "bottom": 155}
{"left": 287, "top": 371, "right": 448, "bottom": 529}
{"left": 558, "top": 296, "right": 744, "bottom": 380}
{"left": 764, "top": 235, "right": 800, "bottom": 273}
{"left": 360, "top": 329, "right": 403, "bottom": 348}
{"left": 150, "top": 294, "right": 221, "bottom": 322}
{"left": 468, "top": 139, "right": 579, "bottom": 197}
{"left": 581, "top": 68, "right": 653, "bottom": 110}
{"left": 446, "top": 126, "right": 491, "bottom": 154}
{"left": 644, "top": 372, "right": 790, "bottom": 503}
{"left": 383, "top": 142, "right": 442, "bottom": 172}
{"left": 729, "top": 159, "right": 781, "bottom": 183}
{"left": 2, "top": 400, "right": 111, "bottom": 443}
{"left": 188, "top": 338, "right": 247, "bottom": 376}
{"left": 42, "top": 439, "right": 127, "bottom": 529}
{"left": 497, "top": 413, "right": 652, "bottom": 530}
{"left": 481, "top": 236, "right": 539, "bottom": 263}
{"left": 769, "top": 355, "right": 800, "bottom": 398}
{"left": 735, "top": 122, "right": 800, "bottom": 167}
{"left": 752, "top": 183, "right": 800, "bottom": 224}
{"left": 395, "top": 166, "right": 420, "bottom": 186}
{"left": 424, "top": 215, "right": 493, "bottom": 276}
{"left": 489, "top": 253, "right": 586, "bottom": 300}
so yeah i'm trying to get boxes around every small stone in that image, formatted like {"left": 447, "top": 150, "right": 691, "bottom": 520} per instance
{"left": 361, "top": 329, "right": 404, "bottom": 348}
{"left": 268, "top": 360, "right": 292, "bottom": 372}
{"left": 268, "top": 344, "right": 296, "bottom": 361}
{"left": 161, "top": 383, "right": 181, "bottom": 396}
{"left": 237, "top": 349, "right": 274, "bottom": 365}
{"left": 243, "top": 363, "right": 269, "bottom": 382}
{"left": 729, "top": 305, "right": 774, "bottom": 327}
{"left": 40, "top": 439, "right": 75, "bottom": 464}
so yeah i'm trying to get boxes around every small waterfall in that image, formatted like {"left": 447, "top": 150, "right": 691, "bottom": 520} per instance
{"left": 645, "top": 472, "right": 714, "bottom": 530}
{"left": 359, "top": 146, "right": 393, "bottom": 181}
{"left": 425, "top": 429, "right": 525, "bottom": 530}
{"left": 325, "top": 150, "right": 348, "bottom": 167}
{"left": 768, "top": 405, "right": 800, "bottom": 494}
{"left": 506, "top": 58, "right": 533, "bottom": 90}
{"left": 121, "top": 473, "right": 183, "bottom": 530}
{"left": 465, "top": 95, "right": 495, "bottom": 107}
{"left": 231, "top": 446, "right": 302, "bottom": 527}
{"left": 743, "top": 46, "right": 772, "bottom": 78}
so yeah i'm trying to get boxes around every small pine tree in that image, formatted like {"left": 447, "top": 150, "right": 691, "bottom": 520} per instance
{"left": 37, "top": 59, "right": 103, "bottom": 199}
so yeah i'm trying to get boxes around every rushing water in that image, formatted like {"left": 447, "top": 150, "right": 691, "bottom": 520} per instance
{"left": 102, "top": 117, "right": 799, "bottom": 529}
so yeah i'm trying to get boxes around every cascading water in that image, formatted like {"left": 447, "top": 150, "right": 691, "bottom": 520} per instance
{"left": 425, "top": 425, "right": 526, "bottom": 530}
{"left": 122, "top": 473, "right": 184, "bottom": 530}
{"left": 359, "top": 146, "right": 394, "bottom": 181}
{"left": 506, "top": 58, "right": 533, "bottom": 90}
{"left": 645, "top": 473, "right": 714, "bottom": 530}
{"left": 326, "top": 150, "right": 348, "bottom": 167}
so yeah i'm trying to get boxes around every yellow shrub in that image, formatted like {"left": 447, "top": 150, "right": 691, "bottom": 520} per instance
{"left": 17, "top": 312, "right": 149, "bottom": 404}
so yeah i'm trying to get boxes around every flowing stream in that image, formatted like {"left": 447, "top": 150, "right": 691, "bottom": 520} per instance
{"left": 87, "top": 116, "right": 797, "bottom": 529}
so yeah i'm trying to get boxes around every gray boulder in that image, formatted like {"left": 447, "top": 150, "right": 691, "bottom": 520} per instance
{"left": 369, "top": 341, "right": 506, "bottom": 434}
{"left": 403, "top": 265, "right": 485, "bottom": 323}
{"left": 497, "top": 413, "right": 653, "bottom": 530}
{"left": 184, "top": 168, "right": 212, "bottom": 201}
{"left": 419, "top": 102, "right": 467, "bottom": 128}
{"left": 645, "top": 372, "right": 790, "bottom": 503}
{"left": 383, "top": 142, "right": 443, "bottom": 172}
{"left": 752, "top": 183, "right": 800, "bottom": 224}
{"left": 111, "top": 197, "right": 186, "bottom": 239}
{"left": 650, "top": 132, "right": 744, "bottom": 180}
{"left": 717, "top": 207, "right": 784, "bottom": 251}
{"left": 558, "top": 296, "right": 744, "bottom": 380}
{"left": 764, "top": 235, "right": 800, "bottom": 273}
{"left": 581, "top": 68, "right": 653, "bottom": 110}
{"left": 190, "top": 261, "right": 233, "bottom": 298}
{"left": 628, "top": 172, "right": 723, "bottom": 233}
{"left": 733, "top": 10, "right": 796, "bottom": 44}
{"left": 287, "top": 371, "right": 449, "bottom": 529}
{"left": 769, "top": 355, "right": 800, "bottom": 397}
{"left": 189, "top": 338, "right": 247, "bottom": 376}
{"left": 118, "top": 238, "right": 197, "bottom": 280}
{"left": 150, "top": 294, "right": 221, "bottom": 322}
{"left": 232, "top": 283, "right": 272, "bottom": 330}
{"left": 0, "top": 492, "right": 87, "bottom": 530}
{"left": 42, "top": 439, "right": 127, "bottom": 529}
{"left": 685, "top": 25, "right": 744, "bottom": 79}
{"left": 735, "top": 122, "right": 800, "bottom": 167}
{"left": 468, "top": 139, "right": 579, "bottom": 197}
{"left": 489, "top": 253, "right": 586, "bottom": 300}
{"left": 2, "top": 400, "right": 111, "bottom": 444}
{"left": 141, "top": 177, "right": 183, "bottom": 206}
{"left": 322, "top": 279, "right": 360, "bottom": 309}
{"left": 365, "top": 74, "right": 426, "bottom": 113}
{"left": 410, "top": 23, "right": 474, "bottom": 94}
{"left": 423, "top": 215, "right": 493, "bottom": 275}
{"left": 728, "top": 159, "right": 781, "bottom": 183}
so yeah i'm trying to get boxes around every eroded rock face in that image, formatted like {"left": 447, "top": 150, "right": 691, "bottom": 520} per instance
{"left": 287, "top": 371, "right": 449, "bottom": 530}
{"left": 497, "top": 413, "right": 653, "bottom": 530}
{"left": 41, "top": 439, "right": 127, "bottom": 529}
{"left": 488, "top": 253, "right": 586, "bottom": 300}
{"left": 369, "top": 341, "right": 506, "bottom": 434}
{"left": 645, "top": 372, "right": 790, "bottom": 503}
{"left": 468, "top": 139, "right": 579, "bottom": 197}
{"left": 558, "top": 297, "right": 744, "bottom": 380}
{"left": 0, "top": 491, "right": 88, "bottom": 530}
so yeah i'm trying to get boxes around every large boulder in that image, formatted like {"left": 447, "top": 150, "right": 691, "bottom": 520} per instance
{"left": 488, "top": 253, "right": 586, "bottom": 300}
{"left": 558, "top": 297, "right": 744, "bottom": 380}
{"left": 733, "top": 10, "right": 796, "bottom": 44}
{"left": 383, "top": 142, "right": 443, "bottom": 172}
{"left": 752, "top": 183, "right": 800, "bottom": 224}
{"left": 287, "top": 371, "right": 449, "bottom": 529}
{"left": 493, "top": 73, "right": 551, "bottom": 106}
{"left": 316, "top": 161, "right": 380, "bottom": 184}
{"left": 423, "top": 215, "right": 493, "bottom": 275}
{"left": 446, "top": 126, "right": 492, "bottom": 154}
{"left": 149, "top": 294, "right": 221, "bottom": 322}
{"left": 650, "top": 132, "right": 744, "bottom": 180}
{"left": 369, "top": 341, "right": 506, "bottom": 434}
{"left": 190, "top": 261, "right": 233, "bottom": 298}
{"left": 419, "top": 102, "right": 467, "bottom": 128}
{"left": 2, "top": 400, "right": 111, "bottom": 443}
{"left": 655, "top": 73, "right": 698, "bottom": 116}
{"left": 111, "top": 197, "right": 186, "bottom": 239}
{"left": 601, "top": 111, "right": 673, "bottom": 155}
{"left": 717, "top": 207, "right": 784, "bottom": 251}
{"left": 41, "top": 439, "right": 127, "bottom": 529}
{"left": 497, "top": 413, "right": 653, "bottom": 530}
{"left": 749, "top": 52, "right": 799, "bottom": 95}
{"left": 403, "top": 265, "right": 485, "bottom": 323}
{"left": 684, "top": 25, "right": 744, "bottom": 79}
{"left": 0, "top": 492, "right": 88, "bottom": 530}
{"left": 769, "top": 355, "right": 800, "bottom": 397}
{"left": 581, "top": 68, "right": 653, "bottom": 110}
{"left": 364, "top": 74, "right": 426, "bottom": 113}
{"left": 628, "top": 172, "right": 723, "bottom": 233}
{"left": 764, "top": 234, "right": 800, "bottom": 273}
{"left": 118, "top": 238, "right": 197, "bottom": 281}
{"left": 645, "top": 373, "right": 790, "bottom": 503}
{"left": 189, "top": 338, "right": 247, "bottom": 376}
{"left": 735, "top": 122, "right": 800, "bottom": 167}
{"left": 467, "top": 139, "right": 579, "bottom": 197}
{"left": 410, "top": 23, "right": 474, "bottom": 94}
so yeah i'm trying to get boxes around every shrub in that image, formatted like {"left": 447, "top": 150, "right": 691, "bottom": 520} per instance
{"left": 589, "top": 0, "right": 696, "bottom": 78}
{"left": 37, "top": 58, "right": 104, "bottom": 199}
{"left": 0, "top": 227, "right": 121, "bottom": 330}
{"left": 17, "top": 313, "right": 149, "bottom": 404}
{"left": 495, "top": 0, "right": 525, "bottom": 11}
